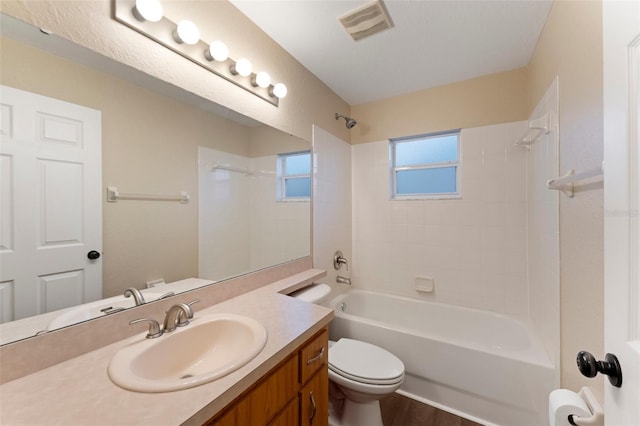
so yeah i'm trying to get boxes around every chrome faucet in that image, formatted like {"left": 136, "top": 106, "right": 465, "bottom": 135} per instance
{"left": 163, "top": 303, "right": 194, "bottom": 332}
{"left": 129, "top": 318, "right": 163, "bottom": 339}
{"left": 124, "top": 287, "right": 146, "bottom": 305}
{"left": 336, "top": 275, "right": 351, "bottom": 285}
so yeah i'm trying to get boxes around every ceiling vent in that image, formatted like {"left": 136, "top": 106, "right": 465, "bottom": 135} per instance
{"left": 338, "top": 0, "right": 394, "bottom": 41}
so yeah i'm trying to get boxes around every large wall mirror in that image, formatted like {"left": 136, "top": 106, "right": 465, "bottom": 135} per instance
{"left": 0, "top": 14, "right": 311, "bottom": 345}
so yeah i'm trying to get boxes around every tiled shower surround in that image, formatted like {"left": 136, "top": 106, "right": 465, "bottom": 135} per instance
{"left": 199, "top": 147, "right": 309, "bottom": 281}
{"left": 351, "top": 121, "right": 531, "bottom": 316}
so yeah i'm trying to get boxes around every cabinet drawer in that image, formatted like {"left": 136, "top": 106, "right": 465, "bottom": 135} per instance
{"left": 235, "top": 354, "right": 298, "bottom": 425}
{"left": 300, "top": 367, "right": 329, "bottom": 426}
{"left": 299, "top": 328, "right": 328, "bottom": 385}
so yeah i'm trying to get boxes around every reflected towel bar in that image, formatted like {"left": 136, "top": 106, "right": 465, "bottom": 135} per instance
{"left": 107, "top": 186, "right": 190, "bottom": 203}
{"left": 211, "top": 163, "right": 251, "bottom": 174}
{"left": 210, "top": 163, "right": 275, "bottom": 177}
{"left": 547, "top": 163, "right": 603, "bottom": 198}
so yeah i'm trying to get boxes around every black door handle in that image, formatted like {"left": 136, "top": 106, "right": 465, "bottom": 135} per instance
{"left": 576, "top": 351, "right": 622, "bottom": 387}
{"left": 87, "top": 250, "right": 101, "bottom": 260}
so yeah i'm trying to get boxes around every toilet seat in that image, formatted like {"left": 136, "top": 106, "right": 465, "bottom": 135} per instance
{"left": 329, "top": 338, "right": 404, "bottom": 386}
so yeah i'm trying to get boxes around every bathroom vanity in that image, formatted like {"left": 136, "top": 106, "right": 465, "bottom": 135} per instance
{"left": 0, "top": 272, "right": 332, "bottom": 426}
{"left": 208, "top": 328, "right": 328, "bottom": 425}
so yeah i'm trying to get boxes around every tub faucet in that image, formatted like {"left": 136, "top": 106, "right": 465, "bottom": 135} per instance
{"left": 163, "top": 303, "right": 194, "bottom": 332}
{"left": 124, "top": 287, "right": 146, "bottom": 306}
{"left": 336, "top": 275, "right": 351, "bottom": 285}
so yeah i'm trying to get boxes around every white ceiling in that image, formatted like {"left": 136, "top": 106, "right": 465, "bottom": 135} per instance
{"left": 230, "top": 0, "right": 553, "bottom": 105}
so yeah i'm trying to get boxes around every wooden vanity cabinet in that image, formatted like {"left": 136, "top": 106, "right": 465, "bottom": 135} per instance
{"left": 299, "top": 367, "right": 329, "bottom": 426}
{"left": 206, "top": 327, "right": 329, "bottom": 426}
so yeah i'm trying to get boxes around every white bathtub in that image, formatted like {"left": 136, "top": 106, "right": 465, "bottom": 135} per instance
{"left": 328, "top": 290, "right": 556, "bottom": 426}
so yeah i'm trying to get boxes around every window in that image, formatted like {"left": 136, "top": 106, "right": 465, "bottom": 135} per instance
{"left": 390, "top": 130, "right": 461, "bottom": 199}
{"left": 277, "top": 151, "right": 311, "bottom": 201}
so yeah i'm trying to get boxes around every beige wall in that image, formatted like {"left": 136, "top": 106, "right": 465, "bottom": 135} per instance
{"left": 350, "top": 68, "right": 529, "bottom": 144}
{"left": 0, "top": 0, "right": 350, "bottom": 143}
{"left": 248, "top": 125, "right": 309, "bottom": 158}
{"left": 0, "top": 0, "right": 347, "bottom": 299}
{"left": 0, "top": 36, "right": 308, "bottom": 297}
{"left": 527, "top": 0, "right": 604, "bottom": 395}
{"left": 0, "top": 36, "right": 243, "bottom": 296}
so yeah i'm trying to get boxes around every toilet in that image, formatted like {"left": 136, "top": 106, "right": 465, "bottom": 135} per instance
{"left": 290, "top": 284, "right": 405, "bottom": 426}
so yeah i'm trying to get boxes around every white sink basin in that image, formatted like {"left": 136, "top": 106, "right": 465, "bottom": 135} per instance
{"left": 47, "top": 292, "right": 169, "bottom": 331}
{"left": 108, "top": 313, "right": 268, "bottom": 392}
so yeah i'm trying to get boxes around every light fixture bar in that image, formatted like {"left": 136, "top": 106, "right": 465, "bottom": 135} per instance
{"left": 114, "top": 0, "right": 279, "bottom": 106}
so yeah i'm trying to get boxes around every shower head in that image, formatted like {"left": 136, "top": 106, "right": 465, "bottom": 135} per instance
{"left": 335, "top": 113, "right": 357, "bottom": 129}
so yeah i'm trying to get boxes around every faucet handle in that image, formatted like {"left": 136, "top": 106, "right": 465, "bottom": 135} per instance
{"left": 129, "top": 318, "right": 163, "bottom": 339}
{"left": 333, "top": 250, "right": 349, "bottom": 271}
{"left": 177, "top": 299, "right": 199, "bottom": 327}
{"left": 186, "top": 299, "right": 200, "bottom": 307}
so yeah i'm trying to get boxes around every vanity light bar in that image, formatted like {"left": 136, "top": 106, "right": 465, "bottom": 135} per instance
{"left": 114, "top": 0, "right": 287, "bottom": 106}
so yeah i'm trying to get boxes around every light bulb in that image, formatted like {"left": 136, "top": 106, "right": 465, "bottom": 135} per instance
{"left": 174, "top": 20, "right": 200, "bottom": 45}
{"left": 206, "top": 40, "right": 229, "bottom": 62}
{"left": 271, "top": 83, "right": 288, "bottom": 99}
{"left": 232, "top": 58, "right": 252, "bottom": 77}
{"left": 253, "top": 71, "right": 271, "bottom": 88}
{"left": 134, "top": 0, "right": 163, "bottom": 22}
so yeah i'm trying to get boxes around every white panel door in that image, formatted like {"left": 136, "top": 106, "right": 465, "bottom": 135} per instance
{"left": 603, "top": 1, "right": 640, "bottom": 424}
{"left": 0, "top": 85, "right": 102, "bottom": 322}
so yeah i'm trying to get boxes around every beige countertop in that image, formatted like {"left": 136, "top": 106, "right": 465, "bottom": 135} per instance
{"left": 0, "top": 274, "right": 333, "bottom": 426}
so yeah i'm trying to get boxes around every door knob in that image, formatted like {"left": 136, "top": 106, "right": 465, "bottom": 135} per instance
{"left": 576, "top": 350, "right": 622, "bottom": 387}
{"left": 87, "top": 250, "right": 101, "bottom": 260}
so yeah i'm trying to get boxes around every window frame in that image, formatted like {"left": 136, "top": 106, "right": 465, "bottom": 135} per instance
{"left": 389, "top": 129, "right": 462, "bottom": 200}
{"left": 277, "top": 150, "right": 311, "bottom": 202}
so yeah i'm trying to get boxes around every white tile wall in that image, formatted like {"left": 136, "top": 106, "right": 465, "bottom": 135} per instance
{"left": 250, "top": 155, "right": 310, "bottom": 270}
{"left": 198, "top": 147, "right": 251, "bottom": 281}
{"left": 351, "top": 122, "right": 530, "bottom": 315}
{"left": 527, "top": 77, "right": 560, "bottom": 365}
{"left": 198, "top": 148, "right": 310, "bottom": 280}
{"left": 312, "top": 125, "right": 352, "bottom": 295}
{"left": 314, "top": 100, "right": 558, "bottom": 370}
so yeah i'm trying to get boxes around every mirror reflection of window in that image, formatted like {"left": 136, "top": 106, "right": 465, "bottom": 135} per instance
{"left": 277, "top": 151, "right": 311, "bottom": 201}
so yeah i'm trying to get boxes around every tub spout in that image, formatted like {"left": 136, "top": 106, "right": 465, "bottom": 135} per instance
{"left": 124, "top": 287, "right": 146, "bottom": 306}
{"left": 336, "top": 275, "right": 351, "bottom": 285}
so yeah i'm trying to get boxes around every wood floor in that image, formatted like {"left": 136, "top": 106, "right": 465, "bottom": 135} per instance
{"left": 380, "top": 393, "right": 482, "bottom": 426}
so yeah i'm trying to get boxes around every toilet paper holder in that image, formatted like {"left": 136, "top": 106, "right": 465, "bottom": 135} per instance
{"left": 568, "top": 387, "right": 604, "bottom": 426}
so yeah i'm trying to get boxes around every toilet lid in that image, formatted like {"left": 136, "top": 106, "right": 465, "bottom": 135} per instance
{"left": 329, "top": 338, "right": 404, "bottom": 385}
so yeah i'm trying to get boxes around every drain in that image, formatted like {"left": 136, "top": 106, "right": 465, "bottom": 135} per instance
{"left": 180, "top": 374, "right": 194, "bottom": 379}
